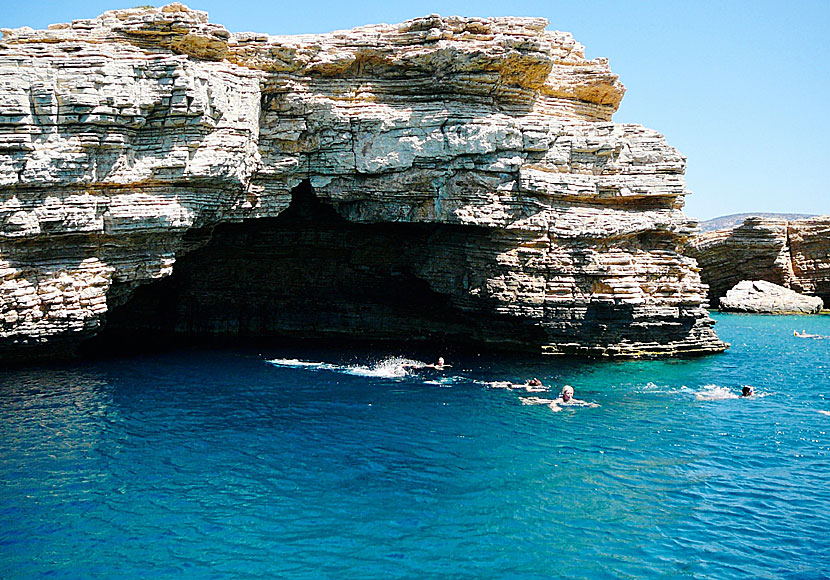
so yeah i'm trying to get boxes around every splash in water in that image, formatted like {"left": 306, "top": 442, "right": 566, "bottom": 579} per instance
{"left": 266, "top": 358, "right": 338, "bottom": 371}
{"left": 343, "top": 357, "right": 422, "bottom": 378}
{"left": 695, "top": 385, "right": 741, "bottom": 401}
{"left": 266, "top": 356, "right": 424, "bottom": 379}
{"left": 519, "top": 396, "right": 558, "bottom": 406}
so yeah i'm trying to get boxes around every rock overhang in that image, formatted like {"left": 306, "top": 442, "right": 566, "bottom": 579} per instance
{"left": 0, "top": 3, "right": 727, "bottom": 361}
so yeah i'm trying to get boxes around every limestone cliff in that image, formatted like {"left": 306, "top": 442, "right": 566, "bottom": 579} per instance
{"left": 689, "top": 216, "right": 830, "bottom": 305}
{"left": 0, "top": 3, "right": 726, "bottom": 360}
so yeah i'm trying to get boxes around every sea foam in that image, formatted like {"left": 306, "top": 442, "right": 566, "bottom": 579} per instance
{"left": 266, "top": 356, "right": 425, "bottom": 379}
{"left": 695, "top": 384, "right": 740, "bottom": 400}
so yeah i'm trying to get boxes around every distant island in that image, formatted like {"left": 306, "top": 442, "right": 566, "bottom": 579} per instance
{"left": 698, "top": 213, "right": 818, "bottom": 232}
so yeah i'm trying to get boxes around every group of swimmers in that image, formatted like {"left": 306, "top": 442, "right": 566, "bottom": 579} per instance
{"left": 410, "top": 357, "right": 599, "bottom": 412}
{"left": 413, "top": 357, "right": 757, "bottom": 406}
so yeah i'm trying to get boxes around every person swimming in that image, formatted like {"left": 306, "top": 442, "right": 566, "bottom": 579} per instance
{"left": 401, "top": 357, "right": 449, "bottom": 371}
{"left": 511, "top": 378, "right": 549, "bottom": 393}
{"left": 519, "top": 378, "right": 548, "bottom": 392}
{"left": 548, "top": 385, "right": 599, "bottom": 412}
{"left": 740, "top": 385, "right": 754, "bottom": 397}
{"left": 487, "top": 378, "right": 547, "bottom": 392}
{"left": 424, "top": 357, "right": 449, "bottom": 370}
{"left": 794, "top": 329, "right": 822, "bottom": 339}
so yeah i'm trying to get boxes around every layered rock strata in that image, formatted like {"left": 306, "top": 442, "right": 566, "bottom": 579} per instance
{"left": 689, "top": 216, "right": 830, "bottom": 305}
{"left": 0, "top": 4, "right": 726, "bottom": 360}
{"left": 720, "top": 280, "right": 823, "bottom": 314}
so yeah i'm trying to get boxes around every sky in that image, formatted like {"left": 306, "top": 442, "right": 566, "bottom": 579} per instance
{"left": 2, "top": 0, "right": 829, "bottom": 220}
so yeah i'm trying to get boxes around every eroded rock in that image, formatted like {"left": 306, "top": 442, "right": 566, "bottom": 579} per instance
{"left": 0, "top": 4, "right": 727, "bottom": 360}
{"left": 689, "top": 216, "right": 830, "bottom": 305}
{"left": 720, "top": 280, "right": 824, "bottom": 314}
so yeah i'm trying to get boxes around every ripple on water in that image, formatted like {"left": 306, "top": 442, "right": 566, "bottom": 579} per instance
{"left": 1, "top": 315, "right": 830, "bottom": 578}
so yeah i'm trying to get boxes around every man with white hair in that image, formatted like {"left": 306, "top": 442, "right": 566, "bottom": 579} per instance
{"left": 548, "top": 385, "right": 598, "bottom": 412}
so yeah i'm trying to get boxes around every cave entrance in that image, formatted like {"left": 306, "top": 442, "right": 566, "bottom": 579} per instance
{"left": 92, "top": 180, "right": 527, "bottom": 353}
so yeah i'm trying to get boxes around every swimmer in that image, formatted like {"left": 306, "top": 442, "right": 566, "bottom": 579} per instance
{"left": 551, "top": 385, "right": 599, "bottom": 410}
{"left": 402, "top": 357, "right": 450, "bottom": 371}
{"left": 518, "top": 378, "right": 548, "bottom": 393}
{"left": 423, "top": 357, "right": 451, "bottom": 370}
{"left": 794, "top": 329, "right": 822, "bottom": 339}
{"left": 485, "top": 379, "right": 546, "bottom": 392}
{"left": 740, "top": 385, "right": 754, "bottom": 397}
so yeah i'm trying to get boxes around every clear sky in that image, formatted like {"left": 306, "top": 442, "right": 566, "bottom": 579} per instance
{"left": 2, "top": 0, "right": 829, "bottom": 220}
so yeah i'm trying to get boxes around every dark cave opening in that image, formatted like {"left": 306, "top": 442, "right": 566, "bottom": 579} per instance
{"left": 88, "top": 180, "right": 544, "bottom": 355}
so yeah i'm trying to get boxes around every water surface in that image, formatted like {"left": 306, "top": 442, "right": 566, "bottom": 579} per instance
{"left": 1, "top": 313, "right": 828, "bottom": 579}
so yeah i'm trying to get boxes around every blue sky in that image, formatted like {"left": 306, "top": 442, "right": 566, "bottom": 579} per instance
{"left": 3, "top": 1, "right": 828, "bottom": 220}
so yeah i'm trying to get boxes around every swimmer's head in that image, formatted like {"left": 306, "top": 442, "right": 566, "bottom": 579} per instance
{"left": 561, "top": 385, "right": 574, "bottom": 401}
{"left": 437, "top": 357, "right": 445, "bottom": 366}
{"left": 741, "top": 386, "right": 754, "bottom": 397}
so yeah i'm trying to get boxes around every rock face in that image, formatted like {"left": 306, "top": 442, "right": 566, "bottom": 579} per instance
{"left": 689, "top": 216, "right": 830, "bottom": 305}
{"left": 0, "top": 3, "right": 726, "bottom": 360}
{"left": 720, "top": 280, "right": 823, "bottom": 314}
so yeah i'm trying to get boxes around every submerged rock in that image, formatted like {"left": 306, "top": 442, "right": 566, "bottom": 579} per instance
{"left": 720, "top": 280, "right": 824, "bottom": 314}
{"left": 0, "top": 4, "right": 727, "bottom": 360}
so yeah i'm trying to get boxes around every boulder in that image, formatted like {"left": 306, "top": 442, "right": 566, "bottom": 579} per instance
{"left": 720, "top": 280, "right": 824, "bottom": 314}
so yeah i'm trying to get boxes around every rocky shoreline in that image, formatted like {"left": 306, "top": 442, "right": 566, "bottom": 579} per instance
{"left": 689, "top": 216, "right": 830, "bottom": 310}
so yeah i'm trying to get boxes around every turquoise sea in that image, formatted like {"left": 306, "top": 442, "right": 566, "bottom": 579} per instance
{"left": 1, "top": 313, "right": 829, "bottom": 579}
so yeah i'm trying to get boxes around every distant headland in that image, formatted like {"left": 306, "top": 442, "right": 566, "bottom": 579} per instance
{"left": 698, "top": 213, "right": 818, "bottom": 233}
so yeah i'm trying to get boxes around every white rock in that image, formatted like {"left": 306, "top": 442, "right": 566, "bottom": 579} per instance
{"left": 720, "top": 280, "right": 824, "bottom": 314}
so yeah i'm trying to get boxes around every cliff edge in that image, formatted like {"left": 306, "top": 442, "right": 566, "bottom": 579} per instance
{"left": 0, "top": 4, "right": 726, "bottom": 360}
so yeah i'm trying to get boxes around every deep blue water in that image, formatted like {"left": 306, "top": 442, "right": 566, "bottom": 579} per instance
{"left": 1, "top": 313, "right": 829, "bottom": 579}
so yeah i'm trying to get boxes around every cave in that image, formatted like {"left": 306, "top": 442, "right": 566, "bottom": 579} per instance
{"left": 90, "top": 181, "right": 546, "bottom": 354}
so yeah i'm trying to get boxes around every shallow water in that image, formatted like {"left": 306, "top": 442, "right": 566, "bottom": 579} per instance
{"left": 1, "top": 313, "right": 829, "bottom": 579}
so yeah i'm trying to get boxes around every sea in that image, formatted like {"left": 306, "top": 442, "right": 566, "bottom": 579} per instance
{"left": 1, "top": 313, "right": 828, "bottom": 579}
